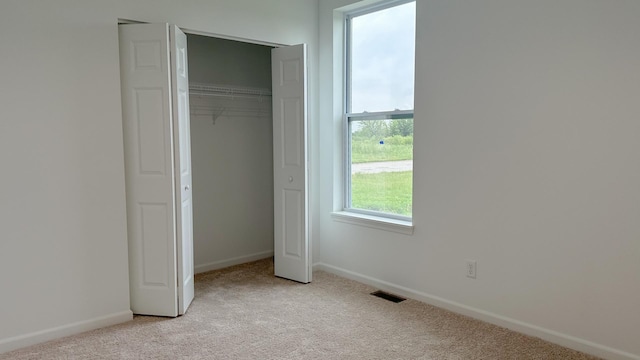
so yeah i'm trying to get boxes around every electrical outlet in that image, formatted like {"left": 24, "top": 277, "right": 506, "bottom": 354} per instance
{"left": 466, "top": 260, "right": 477, "bottom": 279}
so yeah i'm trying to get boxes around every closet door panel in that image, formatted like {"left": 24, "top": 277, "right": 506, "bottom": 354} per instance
{"left": 170, "top": 24, "right": 195, "bottom": 315}
{"left": 119, "top": 23, "right": 179, "bottom": 317}
{"left": 272, "top": 44, "right": 310, "bottom": 284}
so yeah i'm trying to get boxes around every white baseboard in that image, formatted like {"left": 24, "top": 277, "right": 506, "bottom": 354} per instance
{"left": 313, "top": 263, "right": 639, "bottom": 360}
{"left": 0, "top": 310, "right": 133, "bottom": 355}
{"left": 195, "top": 250, "right": 274, "bottom": 274}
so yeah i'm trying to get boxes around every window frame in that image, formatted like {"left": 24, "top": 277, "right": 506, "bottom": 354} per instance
{"left": 342, "top": 0, "right": 416, "bottom": 222}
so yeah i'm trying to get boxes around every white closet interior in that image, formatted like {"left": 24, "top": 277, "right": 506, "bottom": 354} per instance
{"left": 187, "top": 34, "right": 275, "bottom": 273}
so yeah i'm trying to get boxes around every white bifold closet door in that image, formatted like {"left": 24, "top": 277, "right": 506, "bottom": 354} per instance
{"left": 120, "top": 22, "right": 310, "bottom": 318}
{"left": 272, "top": 44, "right": 311, "bottom": 284}
{"left": 119, "top": 23, "right": 194, "bottom": 317}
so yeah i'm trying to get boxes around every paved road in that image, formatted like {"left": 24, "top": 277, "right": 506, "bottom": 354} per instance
{"left": 351, "top": 160, "right": 412, "bottom": 174}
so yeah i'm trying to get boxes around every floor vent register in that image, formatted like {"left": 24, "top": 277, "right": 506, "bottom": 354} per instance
{"left": 371, "top": 290, "right": 406, "bottom": 303}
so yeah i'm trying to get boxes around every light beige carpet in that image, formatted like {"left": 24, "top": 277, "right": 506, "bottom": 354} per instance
{"left": 1, "top": 259, "right": 599, "bottom": 359}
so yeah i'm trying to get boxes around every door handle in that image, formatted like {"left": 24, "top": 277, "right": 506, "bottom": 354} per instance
{"left": 185, "top": 185, "right": 190, "bottom": 191}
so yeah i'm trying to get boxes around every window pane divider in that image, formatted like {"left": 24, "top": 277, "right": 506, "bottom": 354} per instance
{"left": 347, "top": 110, "right": 414, "bottom": 121}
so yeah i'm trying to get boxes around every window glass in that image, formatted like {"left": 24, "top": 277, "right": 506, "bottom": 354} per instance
{"left": 350, "top": 117, "right": 414, "bottom": 217}
{"left": 349, "top": 1, "right": 416, "bottom": 113}
{"left": 346, "top": 1, "right": 415, "bottom": 220}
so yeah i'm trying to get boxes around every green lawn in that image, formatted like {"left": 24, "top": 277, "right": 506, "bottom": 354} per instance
{"left": 350, "top": 133, "right": 413, "bottom": 216}
{"left": 351, "top": 136, "right": 413, "bottom": 163}
{"left": 351, "top": 171, "right": 412, "bottom": 216}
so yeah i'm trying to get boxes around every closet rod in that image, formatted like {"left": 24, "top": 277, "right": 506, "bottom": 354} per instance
{"left": 189, "top": 83, "right": 272, "bottom": 98}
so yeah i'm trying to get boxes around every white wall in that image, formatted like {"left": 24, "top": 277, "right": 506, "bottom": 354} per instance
{"left": 318, "top": 1, "right": 640, "bottom": 359}
{"left": 0, "top": 0, "right": 318, "bottom": 353}
{"left": 188, "top": 35, "right": 275, "bottom": 272}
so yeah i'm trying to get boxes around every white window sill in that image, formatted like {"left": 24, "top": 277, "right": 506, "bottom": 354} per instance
{"left": 330, "top": 211, "right": 414, "bottom": 235}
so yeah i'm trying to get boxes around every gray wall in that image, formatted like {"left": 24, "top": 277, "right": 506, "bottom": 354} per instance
{"left": 188, "top": 35, "right": 272, "bottom": 88}
{"left": 188, "top": 35, "right": 275, "bottom": 272}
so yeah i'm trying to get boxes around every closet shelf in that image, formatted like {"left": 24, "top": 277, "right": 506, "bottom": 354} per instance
{"left": 189, "top": 83, "right": 272, "bottom": 99}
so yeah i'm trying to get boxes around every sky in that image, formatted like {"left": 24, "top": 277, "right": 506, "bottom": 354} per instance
{"left": 350, "top": 1, "right": 416, "bottom": 113}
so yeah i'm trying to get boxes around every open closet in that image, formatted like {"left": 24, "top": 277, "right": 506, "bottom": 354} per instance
{"left": 187, "top": 35, "right": 276, "bottom": 274}
{"left": 120, "top": 23, "right": 310, "bottom": 317}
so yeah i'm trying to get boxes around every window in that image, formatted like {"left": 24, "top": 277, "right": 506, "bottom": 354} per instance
{"left": 345, "top": 0, "right": 416, "bottom": 221}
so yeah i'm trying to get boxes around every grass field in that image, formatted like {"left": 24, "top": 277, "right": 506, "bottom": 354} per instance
{"left": 351, "top": 137, "right": 413, "bottom": 164}
{"left": 350, "top": 133, "right": 413, "bottom": 216}
{"left": 351, "top": 171, "right": 412, "bottom": 216}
